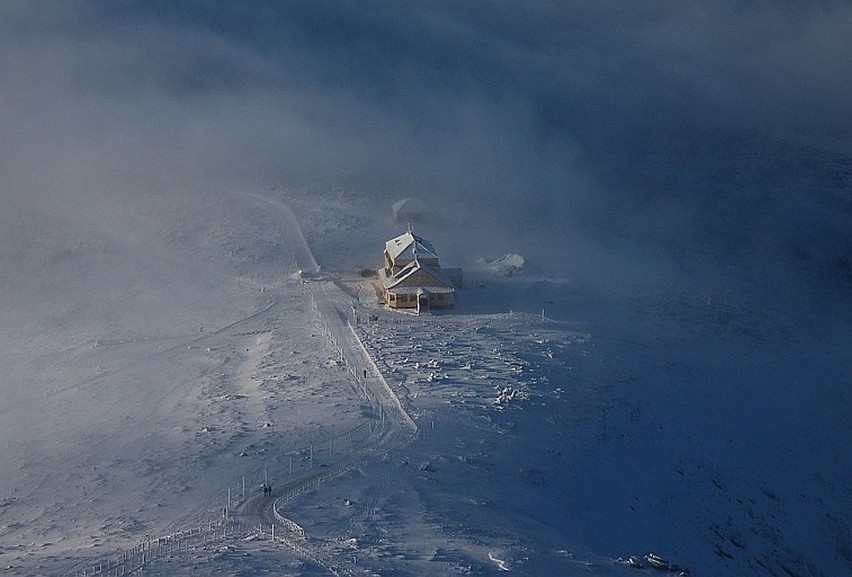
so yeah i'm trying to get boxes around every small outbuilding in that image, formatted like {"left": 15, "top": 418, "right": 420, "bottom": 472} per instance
{"left": 391, "top": 198, "right": 435, "bottom": 225}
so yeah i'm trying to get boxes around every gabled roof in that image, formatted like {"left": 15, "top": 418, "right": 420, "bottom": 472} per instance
{"left": 381, "top": 258, "right": 454, "bottom": 291}
{"left": 385, "top": 231, "right": 439, "bottom": 263}
{"left": 392, "top": 197, "right": 429, "bottom": 215}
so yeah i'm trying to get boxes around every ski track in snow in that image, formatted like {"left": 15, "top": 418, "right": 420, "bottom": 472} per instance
{"left": 53, "top": 192, "right": 420, "bottom": 577}
{"left": 2, "top": 189, "right": 849, "bottom": 577}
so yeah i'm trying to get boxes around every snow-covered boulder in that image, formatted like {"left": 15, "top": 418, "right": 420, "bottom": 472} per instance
{"left": 478, "top": 253, "right": 525, "bottom": 276}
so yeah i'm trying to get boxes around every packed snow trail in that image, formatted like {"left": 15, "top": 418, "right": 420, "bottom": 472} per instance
{"left": 232, "top": 194, "right": 417, "bottom": 572}
{"left": 65, "top": 192, "right": 417, "bottom": 576}
{"left": 237, "top": 190, "right": 321, "bottom": 275}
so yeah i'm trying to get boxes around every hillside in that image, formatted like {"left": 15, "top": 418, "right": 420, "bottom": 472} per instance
{"left": 1, "top": 173, "right": 850, "bottom": 575}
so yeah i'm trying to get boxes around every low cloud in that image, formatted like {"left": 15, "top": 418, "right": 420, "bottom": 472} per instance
{"left": 2, "top": 2, "right": 850, "bottom": 288}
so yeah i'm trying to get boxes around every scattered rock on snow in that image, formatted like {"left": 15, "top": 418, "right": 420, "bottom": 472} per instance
{"left": 494, "top": 386, "right": 528, "bottom": 406}
{"left": 643, "top": 553, "right": 690, "bottom": 575}
{"left": 627, "top": 556, "right": 644, "bottom": 568}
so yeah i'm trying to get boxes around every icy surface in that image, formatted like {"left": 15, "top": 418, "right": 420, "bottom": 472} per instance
{"left": 1, "top": 185, "right": 849, "bottom": 577}
{"left": 4, "top": 4, "right": 852, "bottom": 575}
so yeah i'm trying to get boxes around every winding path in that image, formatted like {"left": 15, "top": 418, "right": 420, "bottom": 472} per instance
{"left": 232, "top": 192, "right": 418, "bottom": 570}
{"left": 69, "top": 191, "right": 416, "bottom": 577}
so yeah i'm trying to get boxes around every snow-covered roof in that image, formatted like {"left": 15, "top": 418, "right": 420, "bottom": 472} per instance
{"left": 387, "top": 285, "right": 455, "bottom": 295}
{"left": 379, "top": 258, "right": 454, "bottom": 290}
{"left": 392, "top": 197, "right": 429, "bottom": 215}
{"left": 385, "top": 231, "right": 439, "bottom": 263}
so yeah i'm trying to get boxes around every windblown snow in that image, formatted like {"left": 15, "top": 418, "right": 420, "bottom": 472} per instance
{"left": 0, "top": 185, "right": 850, "bottom": 577}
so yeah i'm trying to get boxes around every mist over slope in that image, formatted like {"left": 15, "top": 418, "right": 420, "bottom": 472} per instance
{"left": 5, "top": 2, "right": 850, "bottom": 295}
{"left": 2, "top": 3, "right": 851, "bottom": 574}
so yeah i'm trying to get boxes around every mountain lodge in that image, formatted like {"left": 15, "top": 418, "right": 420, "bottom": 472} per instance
{"left": 377, "top": 230, "right": 461, "bottom": 311}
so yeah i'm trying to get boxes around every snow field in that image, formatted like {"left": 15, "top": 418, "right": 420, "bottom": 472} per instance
{"left": 1, "top": 186, "right": 849, "bottom": 576}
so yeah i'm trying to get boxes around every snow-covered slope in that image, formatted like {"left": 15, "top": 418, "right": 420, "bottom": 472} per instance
{"left": 4, "top": 3, "right": 852, "bottom": 575}
{"left": 1, "top": 168, "right": 850, "bottom": 576}
{"left": 281, "top": 180, "right": 852, "bottom": 576}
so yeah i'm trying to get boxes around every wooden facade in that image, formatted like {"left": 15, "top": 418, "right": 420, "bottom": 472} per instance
{"left": 378, "top": 231, "right": 459, "bottom": 311}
